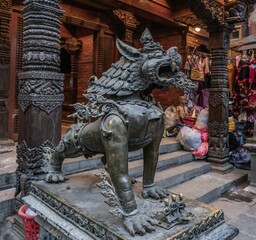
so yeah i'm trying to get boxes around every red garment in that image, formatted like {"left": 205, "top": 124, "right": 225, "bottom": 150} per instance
{"left": 249, "top": 66, "right": 256, "bottom": 88}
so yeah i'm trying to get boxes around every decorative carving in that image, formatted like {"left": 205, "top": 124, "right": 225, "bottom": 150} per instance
{"left": 29, "top": 184, "right": 118, "bottom": 240}
{"left": 155, "top": 194, "right": 193, "bottom": 230}
{"left": 208, "top": 121, "right": 229, "bottom": 138}
{"left": 224, "top": 0, "right": 247, "bottom": 23}
{"left": 18, "top": 72, "right": 64, "bottom": 113}
{"left": 15, "top": 140, "right": 55, "bottom": 197}
{"left": 68, "top": 93, "right": 128, "bottom": 123}
{"left": 210, "top": 48, "right": 229, "bottom": 86}
{"left": 174, "top": 14, "right": 206, "bottom": 29}
{"left": 0, "top": 0, "right": 11, "bottom": 70}
{"left": 18, "top": 0, "right": 64, "bottom": 114}
{"left": 113, "top": 9, "right": 140, "bottom": 29}
{"left": 203, "top": 23, "right": 232, "bottom": 171}
{"left": 124, "top": 28, "right": 133, "bottom": 44}
{"left": 0, "top": 0, "right": 11, "bottom": 10}
{"left": 63, "top": 37, "right": 82, "bottom": 53}
{"left": 208, "top": 92, "right": 229, "bottom": 108}
{"left": 113, "top": 9, "right": 140, "bottom": 44}
{"left": 208, "top": 136, "right": 229, "bottom": 157}
{"left": 188, "top": 0, "right": 224, "bottom": 26}
{"left": 168, "top": 210, "right": 224, "bottom": 240}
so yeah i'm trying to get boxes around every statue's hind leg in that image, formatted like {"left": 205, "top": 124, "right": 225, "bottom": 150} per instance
{"left": 45, "top": 124, "right": 84, "bottom": 182}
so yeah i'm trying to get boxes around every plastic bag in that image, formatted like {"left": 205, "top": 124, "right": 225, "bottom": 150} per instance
{"left": 164, "top": 106, "right": 178, "bottom": 129}
{"left": 230, "top": 147, "right": 250, "bottom": 166}
{"left": 176, "top": 126, "right": 202, "bottom": 151}
{"left": 194, "top": 108, "right": 209, "bottom": 130}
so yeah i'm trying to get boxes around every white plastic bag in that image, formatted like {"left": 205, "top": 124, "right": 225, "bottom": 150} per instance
{"left": 176, "top": 126, "right": 202, "bottom": 151}
{"left": 164, "top": 106, "right": 178, "bottom": 129}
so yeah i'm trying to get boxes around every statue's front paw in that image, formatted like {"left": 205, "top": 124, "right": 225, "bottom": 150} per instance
{"left": 124, "top": 213, "right": 157, "bottom": 236}
{"left": 45, "top": 172, "right": 66, "bottom": 183}
{"left": 142, "top": 184, "right": 169, "bottom": 200}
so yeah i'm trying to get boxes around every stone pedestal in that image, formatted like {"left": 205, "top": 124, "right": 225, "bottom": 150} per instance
{"left": 243, "top": 138, "right": 256, "bottom": 187}
{"left": 23, "top": 170, "right": 238, "bottom": 240}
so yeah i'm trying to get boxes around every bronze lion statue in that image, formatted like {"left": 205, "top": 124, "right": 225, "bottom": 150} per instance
{"left": 44, "top": 28, "right": 195, "bottom": 236}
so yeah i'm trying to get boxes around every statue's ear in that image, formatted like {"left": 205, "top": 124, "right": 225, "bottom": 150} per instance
{"left": 116, "top": 38, "right": 141, "bottom": 61}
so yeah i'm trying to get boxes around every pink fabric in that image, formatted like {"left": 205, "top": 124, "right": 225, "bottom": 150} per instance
{"left": 201, "top": 132, "right": 208, "bottom": 142}
{"left": 193, "top": 127, "right": 208, "bottom": 142}
{"left": 192, "top": 142, "right": 209, "bottom": 159}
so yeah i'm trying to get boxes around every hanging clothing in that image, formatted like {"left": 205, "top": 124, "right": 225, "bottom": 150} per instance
{"left": 233, "top": 58, "right": 250, "bottom": 118}
{"left": 249, "top": 59, "right": 256, "bottom": 88}
{"left": 203, "top": 57, "right": 210, "bottom": 75}
{"left": 190, "top": 55, "right": 204, "bottom": 81}
{"left": 228, "top": 61, "right": 235, "bottom": 97}
{"left": 198, "top": 89, "right": 209, "bottom": 108}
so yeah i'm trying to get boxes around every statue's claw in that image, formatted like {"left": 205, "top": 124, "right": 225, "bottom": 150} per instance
{"left": 142, "top": 185, "right": 169, "bottom": 199}
{"left": 45, "top": 172, "right": 67, "bottom": 183}
{"left": 124, "top": 213, "right": 157, "bottom": 236}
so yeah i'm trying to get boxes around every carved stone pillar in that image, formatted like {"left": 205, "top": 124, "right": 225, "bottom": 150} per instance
{"left": 189, "top": 0, "right": 246, "bottom": 174}
{"left": 0, "top": 0, "right": 12, "bottom": 144}
{"left": 113, "top": 9, "right": 140, "bottom": 44}
{"left": 207, "top": 24, "right": 234, "bottom": 173}
{"left": 15, "top": 0, "right": 64, "bottom": 197}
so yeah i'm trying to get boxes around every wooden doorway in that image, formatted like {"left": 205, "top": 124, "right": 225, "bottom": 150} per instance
{"left": 60, "top": 37, "right": 82, "bottom": 124}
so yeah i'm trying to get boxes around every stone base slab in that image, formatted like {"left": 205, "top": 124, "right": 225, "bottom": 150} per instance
{"left": 23, "top": 170, "right": 239, "bottom": 240}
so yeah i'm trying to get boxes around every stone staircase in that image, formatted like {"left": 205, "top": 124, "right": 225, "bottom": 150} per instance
{"left": 0, "top": 137, "right": 249, "bottom": 239}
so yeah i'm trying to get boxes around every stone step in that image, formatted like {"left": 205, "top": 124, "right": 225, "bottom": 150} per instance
{"left": 170, "top": 169, "right": 249, "bottom": 204}
{"left": 0, "top": 188, "right": 15, "bottom": 222}
{"left": 0, "top": 138, "right": 180, "bottom": 191}
{"left": 137, "top": 161, "right": 212, "bottom": 189}
{"left": 0, "top": 215, "right": 24, "bottom": 240}
{"left": 0, "top": 172, "right": 16, "bottom": 191}
{"left": 129, "top": 150, "right": 193, "bottom": 178}
{"left": 61, "top": 137, "right": 181, "bottom": 175}
{"left": 12, "top": 215, "right": 25, "bottom": 240}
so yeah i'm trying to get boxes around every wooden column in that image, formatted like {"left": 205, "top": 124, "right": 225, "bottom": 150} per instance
{"left": 96, "top": 27, "right": 107, "bottom": 77}
{"left": 65, "top": 38, "right": 82, "bottom": 104}
{"left": 207, "top": 24, "right": 234, "bottom": 173}
{"left": 15, "top": 0, "right": 64, "bottom": 197}
{"left": 0, "top": 0, "right": 12, "bottom": 144}
{"left": 188, "top": 0, "right": 246, "bottom": 173}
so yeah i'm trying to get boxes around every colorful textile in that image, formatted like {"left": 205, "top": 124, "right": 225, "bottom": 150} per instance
{"left": 192, "top": 142, "right": 208, "bottom": 159}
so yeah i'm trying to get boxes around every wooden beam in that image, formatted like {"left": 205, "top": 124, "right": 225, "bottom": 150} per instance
{"left": 73, "top": 0, "right": 180, "bottom": 26}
